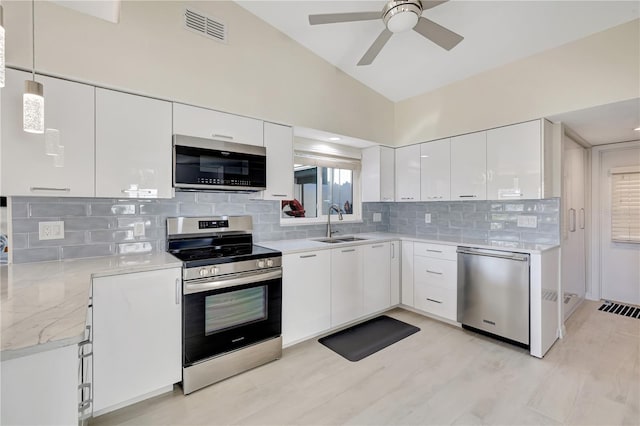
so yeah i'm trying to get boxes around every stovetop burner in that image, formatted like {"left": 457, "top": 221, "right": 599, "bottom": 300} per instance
{"left": 166, "top": 216, "right": 281, "bottom": 270}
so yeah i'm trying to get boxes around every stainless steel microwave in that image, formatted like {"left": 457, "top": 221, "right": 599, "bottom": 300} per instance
{"left": 173, "top": 135, "right": 267, "bottom": 192}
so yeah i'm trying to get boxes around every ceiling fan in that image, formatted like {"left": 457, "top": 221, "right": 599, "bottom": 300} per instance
{"left": 308, "top": 0, "right": 464, "bottom": 66}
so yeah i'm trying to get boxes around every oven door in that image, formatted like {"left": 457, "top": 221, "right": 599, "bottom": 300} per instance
{"left": 182, "top": 268, "right": 282, "bottom": 367}
{"left": 173, "top": 136, "right": 267, "bottom": 191}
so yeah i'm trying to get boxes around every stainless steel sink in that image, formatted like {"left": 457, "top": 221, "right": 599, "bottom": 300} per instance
{"left": 314, "top": 236, "right": 367, "bottom": 244}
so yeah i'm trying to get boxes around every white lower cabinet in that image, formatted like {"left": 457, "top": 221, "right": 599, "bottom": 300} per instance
{"left": 331, "top": 246, "right": 364, "bottom": 326}
{"left": 282, "top": 250, "right": 331, "bottom": 345}
{"left": 401, "top": 241, "right": 458, "bottom": 322}
{"left": 363, "top": 242, "right": 391, "bottom": 314}
{"left": 92, "top": 268, "right": 182, "bottom": 415}
{"left": 413, "top": 256, "right": 457, "bottom": 321}
{"left": 1, "top": 345, "right": 78, "bottom": 426}
{"left": 401, "top": 240, "right": 415, "bottom": 306}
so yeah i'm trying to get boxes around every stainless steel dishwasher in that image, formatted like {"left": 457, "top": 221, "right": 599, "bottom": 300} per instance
{"left": 457, "top": 247, "right": 530, "bottom": 347}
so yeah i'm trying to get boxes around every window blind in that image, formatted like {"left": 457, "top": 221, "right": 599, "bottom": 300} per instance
{"left": 611, "top": 167, "right": 640, "bottom": 243}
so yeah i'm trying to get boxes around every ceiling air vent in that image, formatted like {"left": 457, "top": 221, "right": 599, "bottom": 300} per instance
{"left": 184, "top": 8, "right": 227, "bottom": 43}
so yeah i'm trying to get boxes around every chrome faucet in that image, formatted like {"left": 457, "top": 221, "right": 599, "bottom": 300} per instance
{"left": 326, "top": 204, "right": 344, "bottom": 238}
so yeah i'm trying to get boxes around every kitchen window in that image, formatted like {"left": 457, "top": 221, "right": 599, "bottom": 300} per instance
{"left": 281, "top": 149, "right": 361, "bottom": 225}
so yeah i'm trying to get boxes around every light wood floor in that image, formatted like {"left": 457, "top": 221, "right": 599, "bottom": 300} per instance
{"left": 91, "top": 301, "right": 639, "bottom": 425}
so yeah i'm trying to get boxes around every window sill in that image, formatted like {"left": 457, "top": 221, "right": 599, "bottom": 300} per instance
{"left": 279, "top": 217, "right": 363, "bottom": 227}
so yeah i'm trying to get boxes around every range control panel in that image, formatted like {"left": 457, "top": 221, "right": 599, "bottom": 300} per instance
{"left": 198, "top": 220, "right": 229, "bottom": 229}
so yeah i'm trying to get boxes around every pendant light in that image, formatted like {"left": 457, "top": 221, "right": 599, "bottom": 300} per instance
{"left": 23, "top": 0, "right": 44, "bottom": 134}
{"left": 0, "top": 3, "right": 5, "bottom": 88}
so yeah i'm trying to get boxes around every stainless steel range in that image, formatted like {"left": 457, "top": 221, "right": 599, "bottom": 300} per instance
{"left": 166, "top": 216, "right": 282, "bottom": 395}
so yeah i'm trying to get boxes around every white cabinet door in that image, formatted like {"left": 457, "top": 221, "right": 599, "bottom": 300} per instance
{"left": 331, "top": 246, "right": 363, "bottom": 326}
{"left": 420, "top": 138, "right": 451, "bottom": 201}
{"left": 451, "top": 131, "right": 487, "bottom": 200}
{"left": 255, "top": 122, "right": 293, "bottom": 200}
{"left": 1, "top": 345, "right": 78, "bottom": 426}
{"left": 363, "top": 242, "right": 391, "bottom": 314}
{"left": 395, "top": 144, "right": 421, "bottom": 201}
{"left": 390, "top": 241, "right": 400, "bottom": 306}
{"left": 487, "top": 120, "right": 542, "bottom": 200}
{"left": 173, "top": 103, "right": 263, "bottom": 146}
{"left": 93, "top": 268, "right": 182, "bottom": 414}
{"left": 95, "top": 89, "right": 173, "bottom": 198}
{"left": 1, "top": 68, "right": 95, "bottom": 197}
{"left": 362, "top": 146, "right": 395, "bottom": 202}
{"left": 401, "top": 241, "right": 414, "bottom": 306}
{"left": 282, "top": 250, "right": 331, "bottom": 346}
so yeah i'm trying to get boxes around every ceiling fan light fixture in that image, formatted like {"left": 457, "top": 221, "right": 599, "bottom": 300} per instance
{"left": 384, "top": 1, "right": 422, "bottom": 33}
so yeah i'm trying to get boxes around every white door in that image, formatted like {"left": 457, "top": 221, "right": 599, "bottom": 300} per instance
{"left": 395, "top": 144, "right": 420, "bottom": 201}
{"left": 420, "top": 138, "right": 451, "bottom": 201}
{"left": 363, "top": 242, "right": 391, "bottom": 314}
{"left": 599, "top": 146, "right": 640, "bottom": 305}
{"left": 451, "top": 131, "right": 487, "bottom": 200}
{"left": 331, "top": 246, "right": 363, "bottom": 326}
{"left": 561, "top": 136, "right": 587, "bottom": 320}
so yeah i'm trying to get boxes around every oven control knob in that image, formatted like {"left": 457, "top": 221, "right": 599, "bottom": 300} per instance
{"left": 199, "top": 268, "right": 207, "bottom": 277}
{"left": 210, "top": 266, "right": 219, "bottom": 275}
{"left": 266, "top": 259, "right": 274, "bottom": 268}
{"left": 257, "top": 260, "right": 266, "bottom": 268}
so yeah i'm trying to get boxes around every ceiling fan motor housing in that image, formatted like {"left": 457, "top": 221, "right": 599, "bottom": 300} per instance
{"left": 383, "top": 0, "right": 423, "bottom": 33}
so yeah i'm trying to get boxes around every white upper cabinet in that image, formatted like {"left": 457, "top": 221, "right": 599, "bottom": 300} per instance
{"left": 362, "top": 146, "right": 395, "bottom": 202}
{"left": 420, "top": 138, "right": 451, "bottom": 201}
{"left": 95, "top": 88, "right": 173, "bottom": 199}
{"left": 1, "top": 69, "right": 95, "bottom": 197}
{"left": 395, "top": 144, "right": 421, "bottom": 202}
{"left": 252, "top": 122, "right": 293, "bottom": 200}
{"left": 450, "top": 131, "right": 487, "bottom": 200}
{"left": 173, "top": 103, "right": 263, "bottom": 147}
{"left": 486, "top": 120, "right": 542, "bottom": 200}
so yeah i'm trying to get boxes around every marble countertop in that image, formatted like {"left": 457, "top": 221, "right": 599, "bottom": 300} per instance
{"left": 257, "top": 232, "right": 559, "bottom": 255}
{"left": 1, "top": 252, "right": 182, "bottom": 361}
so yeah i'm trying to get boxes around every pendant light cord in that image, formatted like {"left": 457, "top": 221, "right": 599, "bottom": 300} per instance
{"left": 31, "top": 0, "right": 35, "bottom": 81}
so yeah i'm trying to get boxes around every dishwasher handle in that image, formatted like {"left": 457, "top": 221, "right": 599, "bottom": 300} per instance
{"left": 456, "top": 247, "right": 529, "bottom": 262}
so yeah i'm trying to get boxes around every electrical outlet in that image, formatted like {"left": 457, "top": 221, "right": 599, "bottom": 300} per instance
{"left": 133, "top": 222, "right": 146, "bottom": 237}
{"left": 517, "top": 215, "right": 537, "bottom": 228}
{"left": 39, "top": 221, "right": 65, "bottom": 240}
{"left": 372, "top": 213, "right": 382, "bottom": 223}
{"left": 424, "top": 213, "right": 431, "bottom": 224}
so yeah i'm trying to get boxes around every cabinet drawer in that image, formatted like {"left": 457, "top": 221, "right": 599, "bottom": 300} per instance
{"left": 413, "top": 242, "right": 457, "bottom": 261}
{"left": 414, "top": 282, "right": 457, "bottom": 321}
{"left": 414, "top": 256, "right": 457, "bottom": 289}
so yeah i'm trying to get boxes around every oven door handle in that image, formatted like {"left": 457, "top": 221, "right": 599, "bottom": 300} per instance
{"left": 184, "top": 269, "right": 282, "bottom": 295}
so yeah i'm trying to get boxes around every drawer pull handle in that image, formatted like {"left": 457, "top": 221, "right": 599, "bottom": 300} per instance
{"left": 271, "top": 194, "right": 288, "bottom": 197}
{"left": 213, "top": 133, "right": 234, "bottom": 140}
{"left": 426, "top": 270, "right": 442, "bottom": 275}
{"left": 341, "top": 249, "right": 356, "bottom": 253}
{"left": 300, "top": 254, "right": 317, "bottom": 258}
{"left": 426, "top": 249, "right": 442, "bottom": 253}
{"left": 459, "top": 195, "right": 477, "bottom": 198}
{"left": 427, "top": 298, "right": 442, "bottom": 304}
{"left": 30, "top": 187, "right": 70, "bottom": 192}
{"left": 371, "top": 244, "right": 384, "bottom": 248}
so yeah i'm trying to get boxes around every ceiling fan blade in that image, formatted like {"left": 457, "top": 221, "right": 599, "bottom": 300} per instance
{"left": 413, "top": 16, "right": 464, "bottom": 51}
{"left": 357, "top": 29, "right": 393, "bottom": 66}
{"left": 309, "top": 11, "right": 380, "bottom": 25}
{"left": 421, "top": 0, "right": 449, "bottom": 11}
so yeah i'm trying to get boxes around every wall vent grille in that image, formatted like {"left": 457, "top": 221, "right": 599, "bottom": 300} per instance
{"left": 184, "top": 8, "right": 227, "bottom": 43}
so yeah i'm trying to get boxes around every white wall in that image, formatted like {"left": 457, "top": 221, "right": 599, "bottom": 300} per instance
{"left": 4, "top": 0, "right": 394, "bottom": 144}
{"left": 395, "top": 19, "right": 640, "bottom": 146}
{"left": 590, "top": 141, "right": 640, "bottom": 304}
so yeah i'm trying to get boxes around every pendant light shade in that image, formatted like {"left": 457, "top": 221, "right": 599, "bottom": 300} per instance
{"left": 24, "top": 80, "right": 44, "bottom": 133}
{"left": 0, "top": 5, "right": 5, "bottom": 88}
{"left": 23, "top": 0, "right": 44, "bottom": 134}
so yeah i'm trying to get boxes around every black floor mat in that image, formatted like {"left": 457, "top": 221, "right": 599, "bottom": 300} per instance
{"left": 318, "top": 315, "right": 420, "bottom": 362}
{"left": 599, "top": 302, "right": 640, "bottom": 319}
